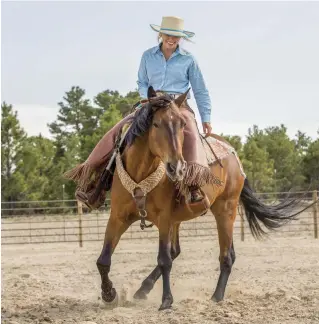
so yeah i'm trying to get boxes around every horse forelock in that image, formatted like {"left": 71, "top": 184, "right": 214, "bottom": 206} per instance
{"left": 125, "top": 94, "right": 182, "bottom": 146}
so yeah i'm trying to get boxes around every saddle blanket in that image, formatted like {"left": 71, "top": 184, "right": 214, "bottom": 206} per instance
{"left": 200, "top": 135, "right": 246, "bottom": 178}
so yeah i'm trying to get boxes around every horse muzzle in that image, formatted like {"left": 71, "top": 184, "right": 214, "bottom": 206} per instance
{"left": 165, "top": 159, "right": 187, "bottom": 182}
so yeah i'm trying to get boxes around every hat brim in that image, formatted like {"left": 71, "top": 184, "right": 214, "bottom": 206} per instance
{"left": 150, "top": 24, "right": 195, "bottom": 39}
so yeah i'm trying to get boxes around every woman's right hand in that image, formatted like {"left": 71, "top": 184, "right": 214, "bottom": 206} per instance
{"left": 202, "top": 122, "right": 212, "bottom": 136}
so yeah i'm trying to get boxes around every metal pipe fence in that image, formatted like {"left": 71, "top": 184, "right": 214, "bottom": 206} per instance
{"left": 1, "top": 191, "right": 318, "bottom": 246}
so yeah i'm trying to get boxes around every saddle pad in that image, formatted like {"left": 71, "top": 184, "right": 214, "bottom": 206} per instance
{"left": 200, "top": 136, "right": 246, "bottom": 178}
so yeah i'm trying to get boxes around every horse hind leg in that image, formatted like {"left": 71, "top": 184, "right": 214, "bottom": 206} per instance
{"left": 133, "top": 223, "right": 181, "bottom": 300}
{"left": 211, "top": 198, "right": 237, "bottom": 302}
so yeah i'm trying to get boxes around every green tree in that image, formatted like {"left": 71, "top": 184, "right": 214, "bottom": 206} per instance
{"left": 17, "top": 135, "right": 56, "bottom": 200}
{"left": 81, "top": 89, "right": 139, "bottom": 158}
{"left": 115, "top": 91, "right": 140, "bottom": 116}
{"left": 294, "top": 130, "right": 312, "bottom": 156}
{"left": 242, "top": 135, "right": 275, "bottom": 192}
{"left": 263, "top": 125, "right": 304, "bottom": 191}
{"left": 47, "top": 134, "right": 81, "bottom": 200}
{"left": 94, "top": 90, "right": 122, "bottom": 112}
{"left": 303, "top": 133, "right": 319, "bottom": 189}
{"left": 48, "top": 86, "right": 102, "bottom": 160}
{"left": 94, "top": 89, "right": 140, "bottom": 117}
{"left": 83, "top": 103, "right": 123, "bottom": 156}
{"left": 1, "top": 102, "right": 27, "bottom": 201}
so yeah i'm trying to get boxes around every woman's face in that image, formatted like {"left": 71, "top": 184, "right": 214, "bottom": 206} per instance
{"left": 160, "top": 33, "right": 181, "bottom": 51}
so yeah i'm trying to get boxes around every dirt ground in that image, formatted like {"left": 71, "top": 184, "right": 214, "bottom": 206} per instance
{"left": 1, "top": 233, "right": 319, "bottom": 324}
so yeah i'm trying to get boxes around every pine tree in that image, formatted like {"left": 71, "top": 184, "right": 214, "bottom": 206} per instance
{"left": 1, "top": 102, "right": 27, "bottom": 201}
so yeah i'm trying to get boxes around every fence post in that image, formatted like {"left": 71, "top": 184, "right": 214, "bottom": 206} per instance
{"left": 29, "top": 218, "right": 32, "bottom": 244}
{"left": 63, "top": 214, "right": 66, "bottom": 243}
{"left": 313, "top": 190, "right": 318, "bottom": 239}
{"left": 77, "top": 200, "right": 83, "bottom": 247}
{"left": 96, "top": 211, "right": 99, "bottom": 241}
{"left": 240, "top": 204, "right": 245, "bottom": 242}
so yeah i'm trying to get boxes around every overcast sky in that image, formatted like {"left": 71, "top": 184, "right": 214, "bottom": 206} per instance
{"left": 2, "top": 1, "right": 319, "bottom": 140}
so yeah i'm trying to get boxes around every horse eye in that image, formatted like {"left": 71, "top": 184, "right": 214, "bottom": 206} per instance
{"left": 181, "top": 121, "right": 186, "bottom": 128}
{"left": 153, "top": 122, "right": 159, "bottom": 128}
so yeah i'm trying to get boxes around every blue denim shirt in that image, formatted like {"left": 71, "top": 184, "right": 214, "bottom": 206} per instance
{"left": 137, "top": 44, "right": 212, "bottom": 123}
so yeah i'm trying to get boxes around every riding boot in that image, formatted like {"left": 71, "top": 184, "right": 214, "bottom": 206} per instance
{"left": 75, "top": 190, "right": 92, "bottom": 209}
{"left": 75, "top": 183, "right": 108, "bottom": 210}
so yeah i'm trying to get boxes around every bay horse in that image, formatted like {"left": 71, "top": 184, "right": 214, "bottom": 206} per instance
{"left": 96, "top": 87, "right": 302, "bottom": 311}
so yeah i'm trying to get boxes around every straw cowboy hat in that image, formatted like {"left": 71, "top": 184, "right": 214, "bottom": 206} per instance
{"left": 150, "top": 16, "right": 195, "bottom": 39}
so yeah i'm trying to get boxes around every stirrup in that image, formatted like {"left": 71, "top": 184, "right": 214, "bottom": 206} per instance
{"left": 189, "top": 188, "right": 204, "bottom": 203}
{"left": 187, "top": 189, "right": 210, "bottom": 215}
{"left": 191, "top": 193, "right": 204, "bottom": 203}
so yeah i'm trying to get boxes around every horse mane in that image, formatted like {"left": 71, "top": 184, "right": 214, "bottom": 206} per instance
{"left": 124, "top": 94, "right": 175, "bottom": 147}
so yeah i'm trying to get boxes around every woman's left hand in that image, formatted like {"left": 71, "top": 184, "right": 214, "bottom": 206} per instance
{"left": 202, "top": 122, "right": 212, "bottom": 136}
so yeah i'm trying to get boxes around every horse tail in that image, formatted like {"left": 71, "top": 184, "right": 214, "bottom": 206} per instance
{"left": 240, "top": 178, "right": 306, "bottom": 239}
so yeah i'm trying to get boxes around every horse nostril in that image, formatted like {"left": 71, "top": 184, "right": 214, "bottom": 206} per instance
{"left": 167, "top": 163, "right": 176, "bottom": 174}
{"left": 166, "top": 161, "right": 186, "bottom": 179}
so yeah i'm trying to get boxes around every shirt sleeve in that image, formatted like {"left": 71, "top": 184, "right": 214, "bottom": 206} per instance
{"left": 188, "top": 57, "right": 212, "bottom": 123}
{"left": 137, "top": 53, "right": 149, "bottom": 99}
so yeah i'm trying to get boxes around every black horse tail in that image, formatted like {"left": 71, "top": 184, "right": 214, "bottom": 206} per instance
{"left": 240, "top": 178, "right": 307, "bottom": 239}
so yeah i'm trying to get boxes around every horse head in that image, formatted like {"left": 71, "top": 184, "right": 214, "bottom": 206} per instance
{"left": 146, "top": 86, "right": 190, "bottom": 182}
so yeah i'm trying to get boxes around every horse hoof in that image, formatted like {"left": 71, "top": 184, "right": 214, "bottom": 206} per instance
{"left": 211, "top": 294, "right": 223, "bottom": 303}
{"left": 133, "top": 289, "right": 148, "bottom": 300}
{"left": 101, "top": 288, "right": 118, "bottom": 307}
{"left": 158, "top": 298, "right": 173, "bottom": 311}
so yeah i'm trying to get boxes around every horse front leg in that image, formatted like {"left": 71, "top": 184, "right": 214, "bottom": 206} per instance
{"left": 157, "top": 219, "right": 174, "bottom": 311}
{"left": 96, "top": 212, "right": 133, "bottom": 304}
{"left": 133, "top": 223, "right": 181, "bottom": 300}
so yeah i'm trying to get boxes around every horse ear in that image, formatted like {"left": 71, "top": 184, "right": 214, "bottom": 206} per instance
{"left": 174, "top": 88, "right": 191, "bottom": 108}
{"left": 147, "top": 86, "right": 157, "bottom": 99}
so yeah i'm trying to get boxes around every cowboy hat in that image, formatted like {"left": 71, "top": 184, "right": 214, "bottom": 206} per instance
{"left": 150, "top": 16, "right": 195, "bottom": 39}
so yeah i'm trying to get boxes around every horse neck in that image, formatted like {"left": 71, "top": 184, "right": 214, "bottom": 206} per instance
{"left": 123, "top": 134, "right": 161, "bottom": 183}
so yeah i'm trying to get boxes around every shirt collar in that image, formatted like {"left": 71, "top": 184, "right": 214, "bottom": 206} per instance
{"left": 152, "top": 43, "right": 187, "bottom": 56}
{"left": 152, "top": 44, "right": 161, "bottom": 54}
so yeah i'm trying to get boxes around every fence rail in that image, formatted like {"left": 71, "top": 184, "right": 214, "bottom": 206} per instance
{"left": 1, "top": 191, "right": 318, "bottom": 246}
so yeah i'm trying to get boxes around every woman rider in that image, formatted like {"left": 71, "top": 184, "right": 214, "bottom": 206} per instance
{"left": 64, "top": 16, "right": 214, "bottom": 209}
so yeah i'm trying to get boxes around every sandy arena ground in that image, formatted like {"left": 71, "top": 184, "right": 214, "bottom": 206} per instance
{"left": 1, "top": 233, "right": 319, "bottom": 324}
